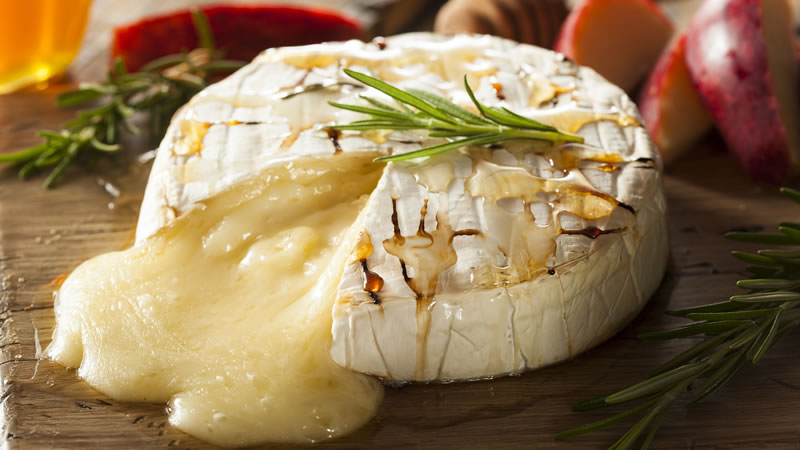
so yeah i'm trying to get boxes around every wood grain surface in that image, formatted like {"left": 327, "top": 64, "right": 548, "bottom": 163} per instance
{"left": 2, "top": 1, "right": 800, "bottom": 449}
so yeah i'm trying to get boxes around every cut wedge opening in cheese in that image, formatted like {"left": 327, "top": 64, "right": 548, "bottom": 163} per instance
{"left": 47, "top": 154, "right": 385, "bottom": 446}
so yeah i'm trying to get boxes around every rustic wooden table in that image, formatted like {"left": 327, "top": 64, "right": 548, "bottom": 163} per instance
{"left": 1, "top": 1, "right": 799, "bottom": 448}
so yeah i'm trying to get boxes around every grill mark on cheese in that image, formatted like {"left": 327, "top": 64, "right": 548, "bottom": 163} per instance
{"left": 491, "top": 80, "right": 505, "bottom": 100}
{"left": 633, "top": 157, "right": 656, "bottom": 170}
{"left": 325, "top": 127, "right": 343, "bottom": 154}
{"left": 389, "top": 198, "right": 403, "bottom": 243}
{"left": 399, "top": 261, "right": 411, "bottom": 282}
{"left": 224, "top": 120, "right": 263, "bottom": 126}
{"left": 560, "top": 227, "right": 626, "bottom": 239}
{"left": 418, "top": 199, "right": 429, "bottom": 238}
{"left": 616, "top": 201, "right": 636, "bottom": 215}
{"left": 385, "top": 199, "right": 410, "bottom": 282}
{"left": 372, "top": 37, "right": 387, "bottom": 50}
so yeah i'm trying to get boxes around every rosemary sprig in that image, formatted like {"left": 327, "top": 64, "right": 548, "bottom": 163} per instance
{"left": 0, "top": 9, "right": 246, "bottom": 188}
{"left": 329, "top": 69, "right": 583, "bottom": 162}
{"left": 558, "top": 187, "right": 800, "bottom": 449}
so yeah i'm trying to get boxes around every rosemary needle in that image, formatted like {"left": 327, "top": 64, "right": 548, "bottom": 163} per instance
{"left": 558, "top": 187, "right": 800, "bottom": 449}
{"left": 0, "top": 9, "right": 246, "bottom": 188}
{"left": 329, "top": 68, "right": 583, "bottom": 162}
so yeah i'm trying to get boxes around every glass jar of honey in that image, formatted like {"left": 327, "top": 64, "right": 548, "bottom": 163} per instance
{"left": 0, "top": 0, "right": 92, "bottom": 94}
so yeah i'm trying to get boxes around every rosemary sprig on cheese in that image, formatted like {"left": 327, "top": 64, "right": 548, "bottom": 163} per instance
{"left": 559, "top": 186, "right": 800, "bottom": 449}
{"left": 330, "top": 69, "right": 583, "bottom": 162}
{"left": 0, "top": 9, "right": 246, "bottom": 188}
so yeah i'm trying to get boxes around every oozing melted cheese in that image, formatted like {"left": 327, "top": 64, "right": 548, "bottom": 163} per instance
{"left": 46, "top": 155, "right": 384, "bottom": 446}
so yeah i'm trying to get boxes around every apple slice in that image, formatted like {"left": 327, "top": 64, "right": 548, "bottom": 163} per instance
{"left": 637, "top": 34, "right": 713, "bottom": 164}
{"left": 553, "top": 0, "right": 674, "bottom": 92}
{"left": 685, "top": 0, "right": 800, "bottom": 183}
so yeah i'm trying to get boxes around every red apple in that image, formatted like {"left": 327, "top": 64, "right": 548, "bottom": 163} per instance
{"left": 553, "top": 0, "right": 674, "bottom": 92}
{"left": 685, "top": 0, "right": 800, "bottom": 183}
{"left": 112, "top": 5, "right": 364, "bottom": 72}
{"left": 637, "top": 34, "right": 713, "bottom": 164}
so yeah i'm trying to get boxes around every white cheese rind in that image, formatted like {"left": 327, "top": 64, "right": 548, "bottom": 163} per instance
{"left": 136, "top": 33, "right": 669, "bottom": 382}
{"left": 330, "top": 148, "right": 667, "bottom": 381}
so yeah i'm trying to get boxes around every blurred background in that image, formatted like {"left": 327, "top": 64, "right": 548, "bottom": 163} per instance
{"left": 0, "top": 0, "right": 442, "bottom": 91}
{"left": 2, "top": 0, "right": 799, "bottom": 91}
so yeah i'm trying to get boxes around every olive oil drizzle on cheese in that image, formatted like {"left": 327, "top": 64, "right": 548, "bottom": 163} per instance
{"left": 47, "top": 155, "right": 384, "bottom": 447}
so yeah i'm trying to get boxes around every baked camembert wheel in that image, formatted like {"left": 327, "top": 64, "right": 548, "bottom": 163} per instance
{"left": 47, "top": 33, "right": 668, "bottom": 446}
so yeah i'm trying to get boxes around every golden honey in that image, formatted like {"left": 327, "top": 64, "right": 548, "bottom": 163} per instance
{"left": 0, "top": 0, "right": 92, "bottom": 93}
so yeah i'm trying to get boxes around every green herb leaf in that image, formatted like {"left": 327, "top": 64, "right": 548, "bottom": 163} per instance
{"left": 560, "top": 191, "right": 800, "bottom": 447}
{"left": 639, "top": 320, "right": 749, "bottom": 340}
{"left": 1, "top": 9, "right": 247, "bottom": 188}
{"left": 780, "top": 187, "right": 800, "bottom": 204}
{"left": 330, "top": 70, "right": 583, "bottom": 162}
{"left": 190, "top": 7, "right": 215, "bottom": 51}
{"left": 604, "top": 362, "right": 707, "bottom": 404}
{"left": 730, "top": 291, "right": 800, "bottom": 303}
{"left": 556, "top": 398, "right": 659, "bottom": 440}
{"left": 374, "top": 133, "right": 507, "bottom": 162}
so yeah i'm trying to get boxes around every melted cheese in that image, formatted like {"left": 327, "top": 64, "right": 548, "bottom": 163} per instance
{"left": 46, "top": 154, "right": 384, "bottom": 446}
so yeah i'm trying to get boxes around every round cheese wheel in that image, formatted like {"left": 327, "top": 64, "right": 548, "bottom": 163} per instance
{"left": 137, "top": 33, "right": 668, "bottom": 382}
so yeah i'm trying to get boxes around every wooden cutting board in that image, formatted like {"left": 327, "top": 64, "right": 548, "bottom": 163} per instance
{"left": 2, "top": 1, "right": 800, "bottom": 448}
